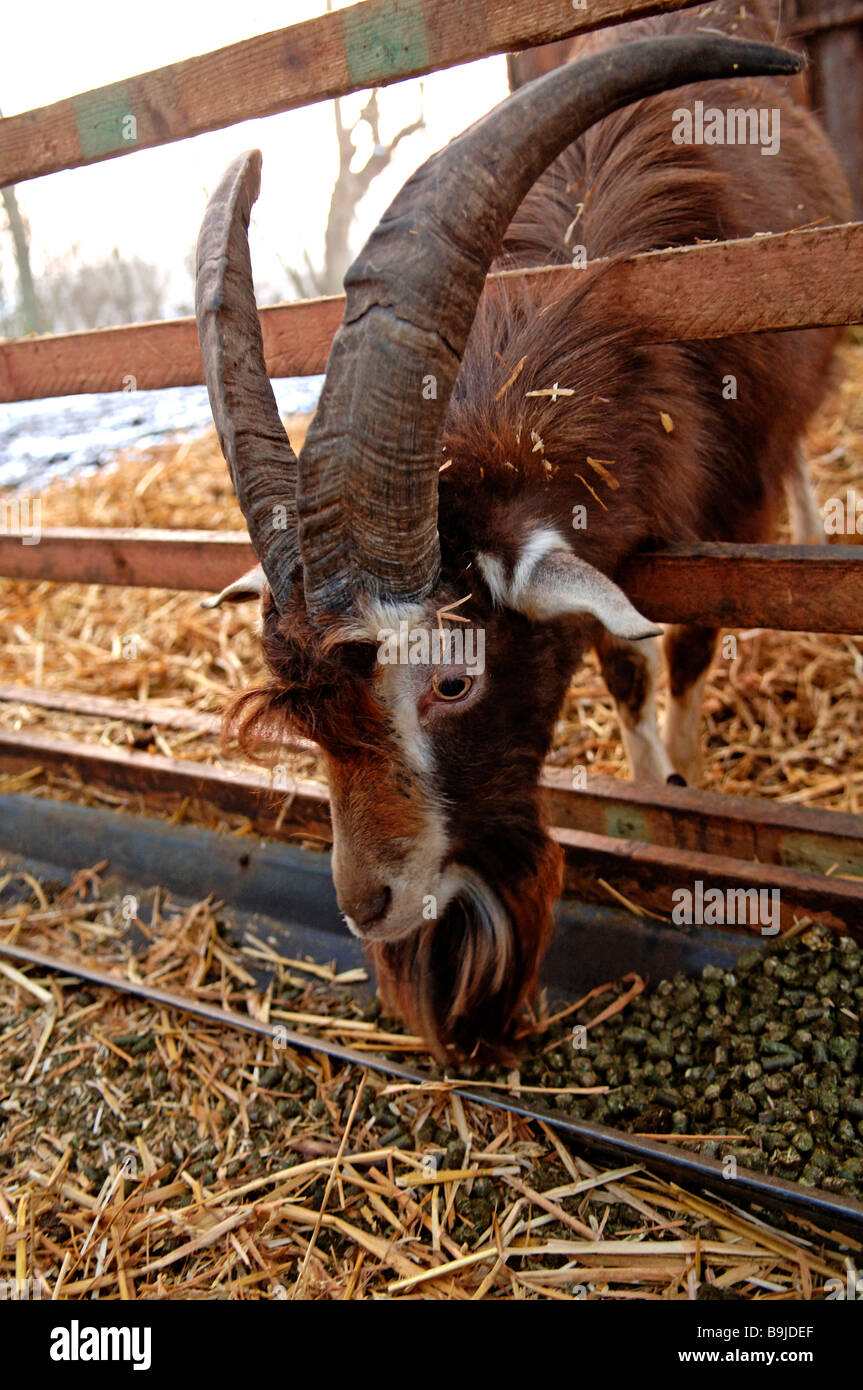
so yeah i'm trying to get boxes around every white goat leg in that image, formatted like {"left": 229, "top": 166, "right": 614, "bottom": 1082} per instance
{"left": 784, "top": 441, "right": 824, "bottom": 545}
{"left": 598, "top": 632, "right": 678, "bottom": 783}
{"left": 662, "top": 624, "right": 719, "bottom": 786}
{"left": 664, "top": 666, "right": 711, "bottom": 786}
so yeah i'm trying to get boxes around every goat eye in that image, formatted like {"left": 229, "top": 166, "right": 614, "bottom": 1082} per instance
{"left": 433, "top": 673, "right": 472, "bottom": 702}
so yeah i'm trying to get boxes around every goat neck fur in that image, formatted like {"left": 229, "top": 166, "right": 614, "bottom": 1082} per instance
{"left": 443, "top": 1, "right": 850, "bottom": 573}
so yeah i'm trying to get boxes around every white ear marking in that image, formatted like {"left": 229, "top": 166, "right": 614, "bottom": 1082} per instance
{"left": 508, "top": 525, "right": 564, "bottom": 605}
{"left": 201, "top": 565, "right": 266, "bottom": 608}
{"left": 477, "top": 525, "right": 563, "bottom": 610}
{"left": 476, "top": 552, "right": 507, "bottom": 608}
{"left": 477, "top": 527, "right": 661, "bottom": 641}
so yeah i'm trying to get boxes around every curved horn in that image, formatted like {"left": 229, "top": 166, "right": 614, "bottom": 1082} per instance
{"left": 196, "top": 150, "right": 299, "bottom": 613}
{"left": 297, "top": 35, "right": 801, "bottom": 618}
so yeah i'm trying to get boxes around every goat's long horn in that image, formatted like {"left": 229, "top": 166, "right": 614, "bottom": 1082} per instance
{"left": 196, "top": 150, "right": 299, "bottom": 612}
{"left": 297, "top": 35, "right": 800, "bottom": 618}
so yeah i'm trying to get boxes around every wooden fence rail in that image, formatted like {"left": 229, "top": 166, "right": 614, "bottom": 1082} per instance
{"left": 1, "top": 0, "right": 862, "bottom": 937}
{"left": 0, "top": 724, "right": 859, "bottom": 929}
{"left": 0, "top": 529, "right": 253, "bottom": 593}
{"left": 0, "top": 0, "right": 706, "bottom": 189}
{"left": 3, "top": 223, "right": 863, "bottom": 404}
{"left": 0, "top": 531, "right": 860, "bottom": 633}
{"left": 1, "top": 686, "right": 860, "bottom": 876}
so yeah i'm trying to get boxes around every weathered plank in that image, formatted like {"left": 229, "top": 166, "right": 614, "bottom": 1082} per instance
{"left": 616, "top": 542, "right": 863, "bottom": 634}
{"left": 553, "top": 220, "right": 863, "bottom": 340}
{"left": 557, "top": 827, "right": 863, "bottom": 935}
{"left": 0, "top": 528, "right": 255, "bottom": 590}
{"left": 1, "top": 531, "right": 860, "bottom": 633}
{"left": 0, "top": 728, "right": 332, "bottom": 840}
{"left": 3, "top": 223, "right": 861, "bottom": 404}
{"left": 0, "top": 0, "right": 703, "bottom": 188}
{"left": 0, "top": 297, "right": 345, "bottom": 404}
{"left": 541, "top": 769, "right": 863, "bottom": 875}
{"left": 1, "top": 687, "right": 859, "bottom": 877}
{"left": 0, "top": 684, "right": 221, "bottom": 735}
{"left": 0, "top": 683, "right": 317, "bottom": 752}
{"left": 0, "top": 725, "right": 857, "bottom": 930}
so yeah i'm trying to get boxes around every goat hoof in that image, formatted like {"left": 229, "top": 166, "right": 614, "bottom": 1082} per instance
{"left": 666, "top": 772, "right": 687, "bottom": 787}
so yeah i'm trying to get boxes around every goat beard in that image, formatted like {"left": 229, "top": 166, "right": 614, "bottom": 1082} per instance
{"left": 367, "top": 837, "right": 563, "bottom": 1064}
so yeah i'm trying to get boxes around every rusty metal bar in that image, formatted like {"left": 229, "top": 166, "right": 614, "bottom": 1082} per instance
{"left": 541, "top": 769, "right": 863, "bottom": 877}
{"left": 0, "top": 684, "right": 316, "bottom": 749}
{"left": 2, "top": 696, "right": 862, "bottom": 878}
{"left": 557, "top": 826, "right": 863, "bottom": 937}
{"left": 0, "top": 728, "right": 331, "bottom": 842}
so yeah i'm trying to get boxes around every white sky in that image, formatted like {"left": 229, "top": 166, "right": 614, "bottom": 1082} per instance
{"left": 0, "top": 0, "right": 510, "bottom": 314}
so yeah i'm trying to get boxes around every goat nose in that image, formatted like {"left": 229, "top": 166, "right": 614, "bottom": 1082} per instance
{"left": 346, "top": 885, "right": 391, "bottom": 929}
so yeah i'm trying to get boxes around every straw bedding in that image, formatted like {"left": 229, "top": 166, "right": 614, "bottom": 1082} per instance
{"left": 1, "top": 347, "right": 862, "bottom": 1298}
{"left": 1, "top": 870, "right": 859, "bottom": 1299}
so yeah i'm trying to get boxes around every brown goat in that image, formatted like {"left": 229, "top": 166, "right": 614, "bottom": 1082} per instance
{"left": 197, "top": 2, "right": 850, "bottom": 1061}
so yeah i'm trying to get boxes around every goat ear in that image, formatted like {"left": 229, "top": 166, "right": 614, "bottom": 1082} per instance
{"left": 200, "top": 565, "right": 266, "bottom": 609}
{"left": 477, "top": 531, "right": 661, "bottom": 641}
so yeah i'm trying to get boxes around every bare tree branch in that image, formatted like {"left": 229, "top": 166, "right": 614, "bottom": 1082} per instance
{"left": 0, "top": 103, "right": 43, "bottom": 334}
{"left": 289, "top": 85, "right": 425, "bottom": 298}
